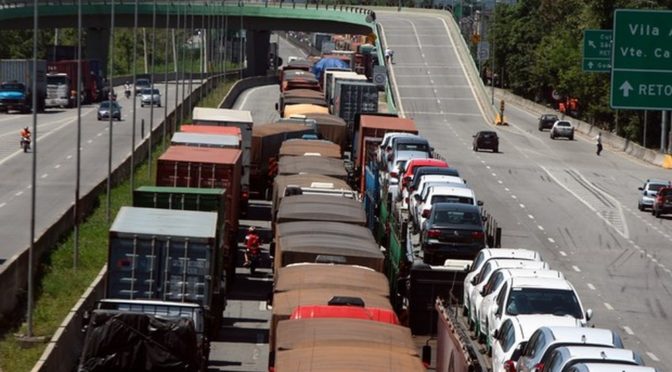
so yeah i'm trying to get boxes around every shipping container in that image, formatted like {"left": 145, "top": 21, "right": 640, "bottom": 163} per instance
{"left": 330, "top": 74, "right": 368, "bottom": 109}
{"left": 106, "top": 207, "right": 219, "bottom": 317}
{"left": 156, "top": 146, "right": 241, "bottom": 272}
{"left": 191, "top": 107, "right": 252, "bottom": 209}
{"left": 278, "top": 139, "right": 341, "bottom": 159}
{"left": 180, "top": 124, "right": 242, "bottom": 139}
{"left": 171, "top": 132, "right": 241, "bottom": 149}
{"left": 274, "top": 263, "right": 389, "bottom": 296}
{"left": 277, "top": 156, "right": 347, "bottom": 180}
{"left": 324, "top": 70, "right": 358, "bottom": 107}
{"left": 281, "top": 70, "right": 320, "bottom": 92}
{"left": 333, "top": 81, "right": 379, "bottom": 134}
{"left": 132, "top": 186, "right": 234, "bottom": 293}
{"left": 0, "top": 59, "right": 47, "bottom": 112}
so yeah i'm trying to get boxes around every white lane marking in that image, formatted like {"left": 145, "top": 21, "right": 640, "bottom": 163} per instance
{"left": 604, "top": 302, "right": 614, "bottom": 310}
{"left": 0, "top": 202, "right": 5, "bottom": 208}
{"left": 538, "top": 225, "right": 544, "bottom": 231}
{"left": 497, "top": 180, "right": 503, "bottom": 184}
{"left": 519, "top": 204, "right": 525, "bottom": 208}
{"left": 492, "top": 173, "right": 497, "bottom": 177}
{"left": 15, "top": 191, "right": 23, "bottom": 196}
{"left": 528, "top": 214, "right": 534, "bottom": 219}
{"left": 87, "top": 139, "right": 93, "bottom": 144}
{"left": 41, "top": 173, "right": 48, "bottom": 179}
{"left": 540, "top": 166, "right": 630, "bottom": 239}
{"left": 572, "top": 265, "right": 581, "bottom": 272}
{"left": 66, "top": 155, "right": 73, "bottom": 160}
{"left": 647, "top": 352, "right": 661, "bottom": 362}
{"left": 587, "top": 283, "right": 596, "bottom": 290}
{"left": 54, "top": 164, "right": 61, "bottom": 169}
{"left": 559, "top": 250, "right": 567, "bottom": 256}
{"left": 480, "top": 160, "right": 486, "bottom": 164}
{"left": 511, "top": 195, "right": 517, "bottom": 199}
{"left": 97, "top": 132, "right": 103, "bottom": 137}
{"left": 623, "top": 326, "right": 634, "bottom": 335}
{"left": 548, "top": 237, "right": 555, "bottom": 243}
{"left": 504, "top": 187, "right": 510, "bottom": 192}
{"left": 486, "top": 165, "right": 491, "bottom": 169}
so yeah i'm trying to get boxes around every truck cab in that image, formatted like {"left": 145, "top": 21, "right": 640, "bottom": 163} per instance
{"left": 0, "top": 81, "right": 28, "bottom": 113}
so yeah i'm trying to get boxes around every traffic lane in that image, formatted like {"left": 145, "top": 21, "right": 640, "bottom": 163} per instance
{"left": 233, "top": 85, "right": 281, "bottom": 124}
{"left": 0, "top": 82, "right": 188, "bottom": 260}
{"left": 386, "top": 10, "right": 668, "bottom": 368}
{"left": 500, "top": 100, "right": 672, "bottom": 257}
{"left": 276, "top": 32, "right": 306, "bottom": 64}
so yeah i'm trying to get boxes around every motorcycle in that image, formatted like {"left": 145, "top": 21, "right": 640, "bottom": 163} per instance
{"left": 247, "top": 248, "right": 261, "bottom": 275}
{"left": 244, "top": 231, "right": 262, "bottom": 275}
{"left": 20, "top": 136, "right": 31, "bottom": 152}
{"left": 124, "top": 89, "right": 131, "bottom": 99}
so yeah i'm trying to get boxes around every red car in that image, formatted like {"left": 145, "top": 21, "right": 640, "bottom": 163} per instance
{"left": 400, "top": 158, "right": 449, "bottom": 200}
{"left": 652, "top": 186, "right": 672, "bottom": 218}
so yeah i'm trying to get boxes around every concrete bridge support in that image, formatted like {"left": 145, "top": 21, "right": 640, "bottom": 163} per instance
{"left": 86, "top": 27, "right": 110, "bottom": 75}
{"left": 245, "top": 30, "right": 271, "bottom": 77}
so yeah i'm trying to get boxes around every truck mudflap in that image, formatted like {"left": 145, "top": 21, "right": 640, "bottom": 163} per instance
{"left": 435, "top": 297, "right": 489, "bottom": 372}
{"left": 78, "top": 311, "right": 201, "bottom": 372}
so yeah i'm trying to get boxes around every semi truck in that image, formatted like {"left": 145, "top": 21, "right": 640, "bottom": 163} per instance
{"left": 46, "top": 59, "right": 104, "bottom": 104}
{"left": 0, "top": 59, "right": 47, "bottom": 113}
{"left": 45, "top": 72, "right": 73, "bottom": 108}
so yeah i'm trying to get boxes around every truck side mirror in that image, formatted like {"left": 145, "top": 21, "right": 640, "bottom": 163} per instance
{"left": 586, "top": 308, "right": 593, "bottom": 321}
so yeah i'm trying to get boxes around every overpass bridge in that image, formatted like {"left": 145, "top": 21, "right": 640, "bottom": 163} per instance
{"left": 0, "top": 1, "right": 378, "bottom": 75}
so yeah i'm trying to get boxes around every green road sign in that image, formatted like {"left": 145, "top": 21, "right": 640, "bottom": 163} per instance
{"left": 611, "top": 9, "right": 672, "bottom": 109}
{"left": 583, "top": 30, "right": 612, "bottom": 72}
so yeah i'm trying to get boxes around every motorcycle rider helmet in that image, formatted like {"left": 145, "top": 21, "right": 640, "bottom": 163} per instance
{"left": 248, "top": 226, "right": 256, "bottom": 232}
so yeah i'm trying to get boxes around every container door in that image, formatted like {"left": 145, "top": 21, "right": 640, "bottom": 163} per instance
{"left": 163, "top": 239, "right": 213, "bottom": 310}
{"left": 107, "top": 236, "right": 163, "bottom": 300}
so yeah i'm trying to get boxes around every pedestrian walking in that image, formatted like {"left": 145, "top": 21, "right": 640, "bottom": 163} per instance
{"left": 385, "top": 47, "right": 394, "bottom": 65}
{"left": 595, "top": 132, "right": 603, "bottom": 156}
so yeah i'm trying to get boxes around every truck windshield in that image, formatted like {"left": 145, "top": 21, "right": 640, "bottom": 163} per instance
{"left": 0, "top": 83, "right": 24, "bottom": 91}
{"left": 47, "top": 76, "right": 68, "bottom": 85}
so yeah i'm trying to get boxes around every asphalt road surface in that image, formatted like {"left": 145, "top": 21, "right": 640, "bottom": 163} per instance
{"left": 379, "top": 9, "right": 671, "bottom": 369}
{"left": 0, "top": 80, "right": 196, "bottom": 265}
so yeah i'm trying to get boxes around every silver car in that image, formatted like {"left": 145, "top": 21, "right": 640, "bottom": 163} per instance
{"left": 638, "top": 179, "right": 670, "bottom": 211}
{"left": 550, "top": 120, "right": 574, "bottom": 140}
{"left": 140, "top": 88, "right": 161, "bottom": 107}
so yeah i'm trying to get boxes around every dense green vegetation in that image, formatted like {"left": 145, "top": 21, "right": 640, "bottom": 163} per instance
{"left": 0, "top": 78, "right": 235, "bottom": 372}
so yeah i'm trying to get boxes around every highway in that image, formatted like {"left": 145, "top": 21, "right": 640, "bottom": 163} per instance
{"left": 0, "top": 80, "right": 194, "bottom": 264}
{"left": 380, "top": 9, "right": 671, "bottom": 369}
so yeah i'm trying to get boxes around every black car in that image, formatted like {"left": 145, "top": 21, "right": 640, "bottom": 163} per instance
{"left": 420, "top": 203, "right": 486, "bottom": 265}
{"left": 538, "top": 114, "right": 559, "bottom": 131}
{"left": 472, "top": 131, "right": 499, "bottom": 152}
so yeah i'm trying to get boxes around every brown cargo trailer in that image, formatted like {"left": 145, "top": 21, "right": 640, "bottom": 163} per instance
{"left": 274, "top": 232, "right": 384, "bottom": 273}
{"left": 301, "top": 113, "right": 348, "bottom": 150}
{"left": 274, "top": 263, "right": 389, "bottom": 296}
{"left": 270, "top": 288, "right": 392, "bottom": 351}
{"left": 274, "top": 194, "right": 365, "bottom": 226}
{"left": 274, "top": 345, "right": 426, "bottom": 371}
{"left": 274, "top": 318, "right": 417, "bottom": 354}
{"left": 277, "top": 156, "right": 347, "bottom": 180}
{"left": 282, "top": 103, "right": 329, "bottom": 118}
{"left": 271, "top": 174, "right": 353, "bottom": 220}
{"left": 277, "top": 88, "right": 326, "bottom": 117}
{"left": 278, "top": 139, "right": 341, "bottom": 159}
{"left": 250, "top": 122, "right": 317, "bottom": 197}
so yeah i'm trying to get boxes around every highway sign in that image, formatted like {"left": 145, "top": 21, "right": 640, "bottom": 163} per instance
{"left": 610, "top": 9, "right": 672, "bottom": 109}
{"left": 582, "top": 29, "right": 612, "bottom": 72}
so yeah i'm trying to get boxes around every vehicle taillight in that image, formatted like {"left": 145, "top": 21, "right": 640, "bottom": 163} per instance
{"left": 422, "top": 209, "right": 431, "bottom": 218}
{"left": 503, "top": 360, "right": 516, "bottom": 372}
{"left": 390, "top": 171, "right": 398, "bottom": 178}
{"left": 427, "top": 229, "right": 441, "bottom": 238}
{"left": 242, "top": 191, "right": 249, "bottom": 200}
{"left": 472, "top": 231, "right": 485, "bottom": 240}
{"left": 533, "top": 362, "right": 544, "bottom": 371}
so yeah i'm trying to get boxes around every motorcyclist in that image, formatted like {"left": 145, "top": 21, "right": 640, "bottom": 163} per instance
{"left": 20, "top": 127, "right": 31, "bottom": 151}
{"left": 124, "top": 81, "right": 132, "bottom": 98}
{"left": 244, "top": 226, "right": 261, "bottom": 267}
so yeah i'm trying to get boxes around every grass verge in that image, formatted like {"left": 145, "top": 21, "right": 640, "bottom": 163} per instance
{"left": 0, "top": 77, "right": 237, "bottom": 372}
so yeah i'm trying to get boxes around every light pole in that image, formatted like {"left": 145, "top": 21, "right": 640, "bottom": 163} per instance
{"left": 491, "top": 1, "right": 495, "bottom": 105}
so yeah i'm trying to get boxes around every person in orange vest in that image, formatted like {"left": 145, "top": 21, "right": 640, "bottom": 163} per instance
{"left": 244, "top": 226, "right": 261, "bottom": 267}
{"left": 559, "top": 102, "right": 566, "bottom": 114}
